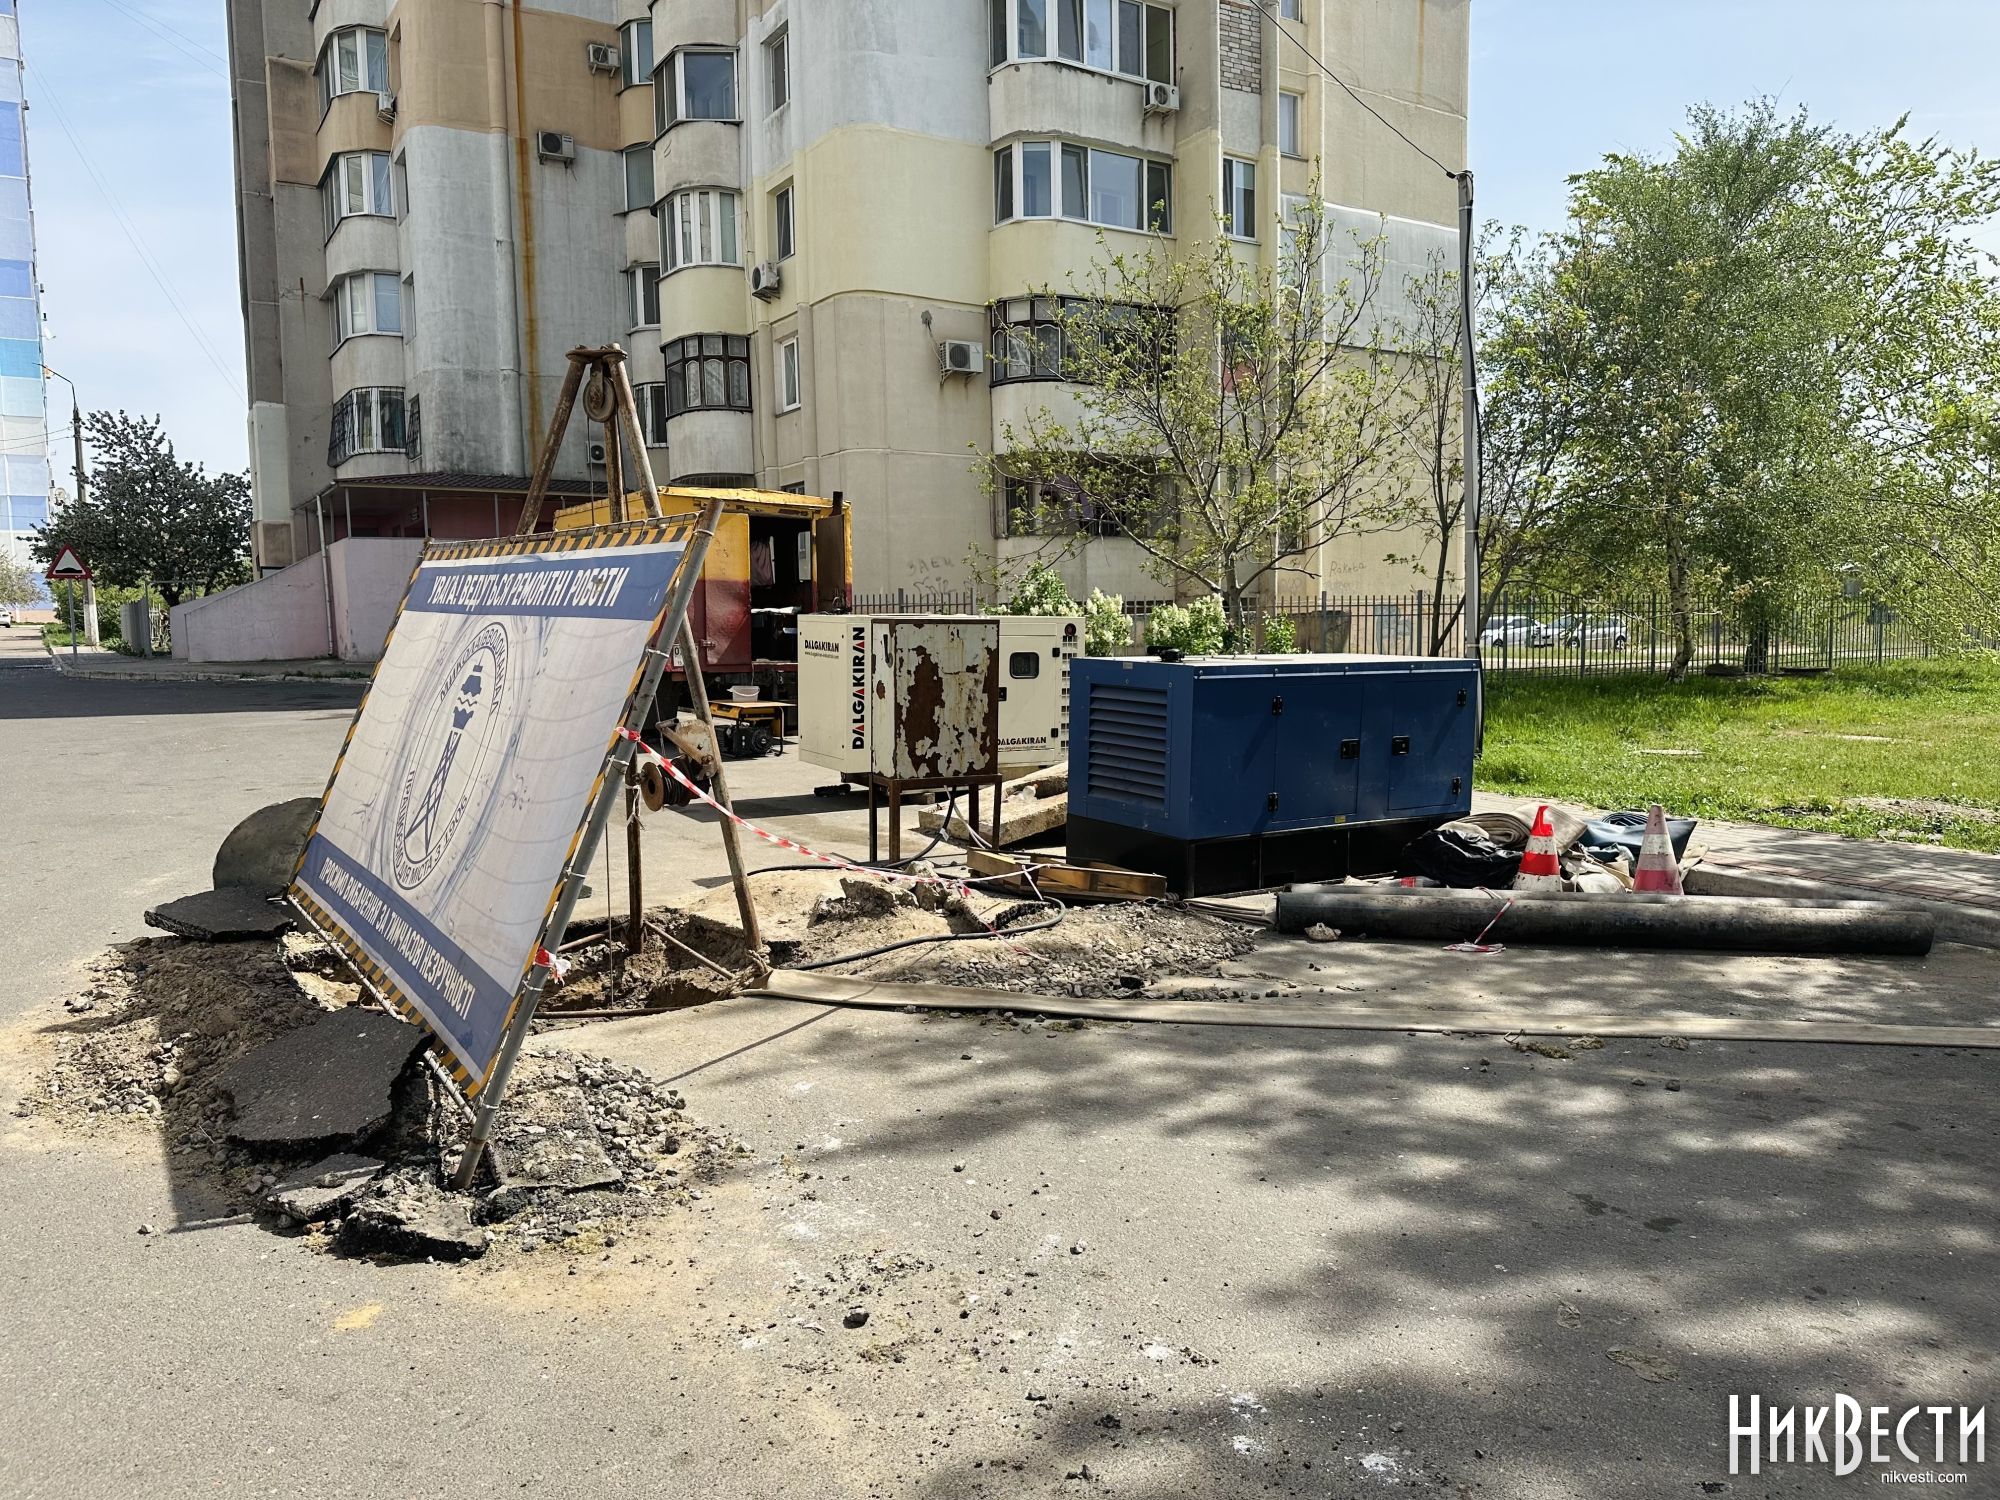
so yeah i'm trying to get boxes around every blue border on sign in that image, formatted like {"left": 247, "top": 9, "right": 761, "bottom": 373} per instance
{"left": 294, "top": 831, "right": 517, "bottom": 1071}
{"left": 405, "top": 550, "right": 681, "bottom": 622}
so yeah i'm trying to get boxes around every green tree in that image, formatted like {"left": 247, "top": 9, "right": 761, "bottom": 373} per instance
{"left": 1494, "top": 102, "right": 2000, "bottom": 672}
{"left": 1001, "top": 561, "right": 1080, "bottom": 616}
{"left": 1081, "top": 588, "right": 1132, "bottom": 657}
{"left": 0, "top": 552, "right": 39, "bottom": 610}
{"left": 1376, "top": 249, "right": 1467, "bottom": 654}
{"left": 994, "top": 180, "right": 1408, "bottom": 636}
{"left": 32, "top": 412, "right": 250, "bottom": 608}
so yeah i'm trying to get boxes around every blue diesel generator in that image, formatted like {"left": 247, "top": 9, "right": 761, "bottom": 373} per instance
{"left": 1067, "top": 654, "right": 1478, "bottom": 895}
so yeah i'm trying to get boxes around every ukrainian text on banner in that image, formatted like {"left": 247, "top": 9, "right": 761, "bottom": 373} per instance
{"left": 293, "top": 535, "right": 685, "bottom": 1085}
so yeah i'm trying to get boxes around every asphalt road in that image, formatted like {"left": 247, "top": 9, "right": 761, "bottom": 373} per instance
{"left": 1, "top": 630, "right": 1994, "bottom": 1499}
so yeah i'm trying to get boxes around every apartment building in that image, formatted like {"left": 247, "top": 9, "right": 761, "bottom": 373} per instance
{"left": 0, "top": 0, "right": 51, "bottom": 608}
{"left": 227, "top": 0, "right": 1467, "bottom": 599}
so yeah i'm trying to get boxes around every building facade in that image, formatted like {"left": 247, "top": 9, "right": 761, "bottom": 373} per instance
{"left": 0, "top": 0, "right": 51, "bottom": 607}
{"left": 228, "top": 0, "right": 1467, "bottom": 600}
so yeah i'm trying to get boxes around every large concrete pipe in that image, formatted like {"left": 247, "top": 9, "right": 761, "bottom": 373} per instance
{"left": 1273, "top": 885, "right": 1936, "bottom": 957}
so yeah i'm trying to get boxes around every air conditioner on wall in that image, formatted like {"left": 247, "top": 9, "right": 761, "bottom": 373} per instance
{"left": 586, "top": 41, "right": 621, "bottom": 73}
{"left": 938, "top": 339, "right": 984, "bottom": 377}
{"left": 586, "top": 440, "right": 608, "bottom": 467}
{"left": 1143, "top": 81, "right": 1180, "bottom": 114}
{"left": 537, "top": 130, "right": 576, "bottom": 164}
{"left": 749, "top": 261, "right": 782, "bottom": 299}
{"left": 376, "top": 91, "right": 397, "bottom": 122}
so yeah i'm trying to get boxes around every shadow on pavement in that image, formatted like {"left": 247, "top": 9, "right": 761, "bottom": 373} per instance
{"left": 642, "top": 940, "right": 1999, "bottom": 1496}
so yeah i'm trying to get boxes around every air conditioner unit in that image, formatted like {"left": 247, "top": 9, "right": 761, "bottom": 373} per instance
{"left": 537, "top": 130, "right": 576, "bottom": 164}
{"left": 938, "top": 339, "right": 984, "bottom": 377}
{"left": 585, "top": 41, "right": 621, "bottom": 73}
{"left": 749, "top": 261, "right": 782, "bottom": 299}
{"left": 1142, "top": 81, "right": 1180, "bottom": 114}
{"left": 376, "top": 91, "right": 397, "bottom": 123}
{"left": 586, "top": 439, "right": 608, "bottom": 467}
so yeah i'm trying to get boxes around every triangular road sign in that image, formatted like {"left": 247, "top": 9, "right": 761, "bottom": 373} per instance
{"left": 45, "top": 544, "right": 91, "bottom": 581}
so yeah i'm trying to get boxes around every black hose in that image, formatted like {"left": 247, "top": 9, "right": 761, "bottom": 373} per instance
{"left": 792, "top": 899, "right": 1066, "bottom": 972}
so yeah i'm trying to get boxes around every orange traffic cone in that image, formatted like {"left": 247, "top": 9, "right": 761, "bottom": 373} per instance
{"left": 1515, "top": 805, "right": 1563, "bottom": 889}
{"left": 1632, "top": 803, "right": 1684, "bottom": 894}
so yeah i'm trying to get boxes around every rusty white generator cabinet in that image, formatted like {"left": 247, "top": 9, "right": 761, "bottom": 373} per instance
{"left": 1068, "top": 653, "right": 1479, "bottom": 895}
{"left": 797, "top": 614, "right": 1009, "bottom": 860}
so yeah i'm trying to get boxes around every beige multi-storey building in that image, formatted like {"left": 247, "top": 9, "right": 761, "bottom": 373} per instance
{"left": 227, "top": 0, "right": 1467, "bottom": 600}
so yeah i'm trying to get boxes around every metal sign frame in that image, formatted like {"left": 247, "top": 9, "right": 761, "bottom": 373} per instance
{"left": 286, "top": 506, "right": 722, "bottom": 1180}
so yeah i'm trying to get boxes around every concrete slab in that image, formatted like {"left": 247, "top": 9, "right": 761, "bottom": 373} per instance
{"left": 143, "top": 888, "right": 294, "bottom": 941}
{"left": 336, "top": 1179, "right": 487, "bottom": 1260}
{"left": 262, "top": 1153, "right": 385, "bottom": 1222}
{"left": 490, "top": 1065, "right": 622, "bottom": 1192}
{"left": 216, "top": 1007, "right": 424, "bottom": 1145}
{"left": 213, "top": 797, "right": 321, "bottom": 897}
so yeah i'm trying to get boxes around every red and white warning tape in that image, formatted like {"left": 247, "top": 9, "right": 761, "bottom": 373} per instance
{"left": 614, "top": 726, "right": 1042, "bottom": 952}
{"left": 533, "top": 946, "right": 572, "bottom": 983}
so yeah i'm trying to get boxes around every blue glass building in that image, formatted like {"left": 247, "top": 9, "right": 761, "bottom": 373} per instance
{"left": 0, "top": 0, "right": 49, "bottom": 607}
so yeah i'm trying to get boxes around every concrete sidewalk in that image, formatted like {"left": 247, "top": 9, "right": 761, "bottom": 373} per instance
{"left": 43, "top": 643, "right": 374, "bottom": 683}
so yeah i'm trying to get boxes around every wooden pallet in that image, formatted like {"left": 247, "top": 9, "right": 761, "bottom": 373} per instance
{"left": 965, "top": 848, "right": 1166, "bottom": 902}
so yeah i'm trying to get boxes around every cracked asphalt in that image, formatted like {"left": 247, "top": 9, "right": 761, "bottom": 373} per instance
{"left": 1, "top": 630, "right": 1994, "bottom": 1499}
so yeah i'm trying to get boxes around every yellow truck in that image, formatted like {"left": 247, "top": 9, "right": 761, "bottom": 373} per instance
{"left": 552, "top": 486, "right": 853, "bottom": 699}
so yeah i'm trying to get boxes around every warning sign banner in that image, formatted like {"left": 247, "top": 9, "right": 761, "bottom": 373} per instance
{"left": 290, "top": 524, "right": 692, "bottom": 1091}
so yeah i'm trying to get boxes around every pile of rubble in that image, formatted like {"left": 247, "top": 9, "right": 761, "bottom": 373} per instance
{"left": 24, "top": 931, "right": 733, "bottom": 1262}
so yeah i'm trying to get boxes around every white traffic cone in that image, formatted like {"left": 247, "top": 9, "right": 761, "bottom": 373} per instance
{"left": 1514, "top": 805, "right": 1563, "bottom": 890}
{"left": 1632, "top": 803, "right": 1684, "bottom": 894}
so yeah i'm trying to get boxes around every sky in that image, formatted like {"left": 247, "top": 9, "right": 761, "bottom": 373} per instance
{"left": 16, "top": 0, "right": 2000, "bottom": 490}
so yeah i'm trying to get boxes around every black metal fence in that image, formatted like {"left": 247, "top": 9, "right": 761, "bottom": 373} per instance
{"left": 849, "top": 588, "right": 1939, "bottom": 678}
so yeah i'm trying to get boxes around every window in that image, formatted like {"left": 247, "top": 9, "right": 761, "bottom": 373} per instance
{"left": 657, "top": 49, "right": 738, "bottom": 131}
{"left": 989, "top": 295, "right": 1168, "bottom": 384}
{"left": 766, "top": 29, "right": 789, "bottom": 111}
{"left": 328, "top": 387, "right": 408, "bottom": 465}
{"left": 620, "top": 19, "right": 652, "bottom": 88}
{"left": 1279, "top": 91, "right": 1302, "bottom": 157}
{"left": 663, "top": 335, "right": 752, "bottom": 417}
{"left": 626, "top": 263, "right": 660, "bottom": 328}
{"left": 1280, "top": 0, "right": 1304, "bottom": 18}
{"left": 999, "top": 473, "right": 1135, "bottom": 538}
{"left": 660, "top": 189, "right": 739, "bottom": 271}
{"left": 994, "top": 0, "right": 1171, "bottom": 81}
{"left": 633, "top": 382, "right": 669, "bottom": 446}
{"left": 1009, "top": 650, "right": 1042, "bottom": 679}
{"left": 320, "top": 152, "right": 393, "bottom": 238}
{"left": 994, "top": 141, "right": 1170, "bottom": 233}
{"left": 1223, "top": 156, "right": 1257, "bottom": 239}
{"left": 331, "top": 272, "right": 403, "bottom": 342}
{"left": 777, "top": 337, "right": 801, "bottom": 412}
{"left": 622, "top": 145, "right": 655, "bottom": 212}
{"left": 316, "top": 27, "right": 388, "bottom": 114}
{"left": 773, "top": 184, "right": 795, "bottom": 260}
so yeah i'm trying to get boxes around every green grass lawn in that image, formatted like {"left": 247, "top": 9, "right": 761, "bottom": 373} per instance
{"left": 1476, "top": 657, "right": 2000, "bottom": 853}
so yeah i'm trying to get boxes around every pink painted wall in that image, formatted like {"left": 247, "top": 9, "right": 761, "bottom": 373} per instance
{"left": 329, "top": 538, "right": 425, "bottom": 660}
{"left": 172, "top": 538, "right": 426, "bottom": 663}
{"left": 171, "top": 558, "right": 329, "bottom": 662}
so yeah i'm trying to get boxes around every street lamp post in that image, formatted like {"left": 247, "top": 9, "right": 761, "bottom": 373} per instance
{"left": 41, "top": 366, "right": 98, "bottom": 648}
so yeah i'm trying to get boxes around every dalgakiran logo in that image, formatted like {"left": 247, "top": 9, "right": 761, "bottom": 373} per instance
{"left": 392, "top": 622, "right": 512, "bottom": 891}
{"left": 1729, "top": 1394, "right": 1987, "bottom": 1480}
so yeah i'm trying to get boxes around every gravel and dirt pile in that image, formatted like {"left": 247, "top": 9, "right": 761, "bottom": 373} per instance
{"left": 819, "top": 896, "right": 1260, "bottom": 997}
{"left": 19, "top": 931, "right": 735, "bottom": 1263}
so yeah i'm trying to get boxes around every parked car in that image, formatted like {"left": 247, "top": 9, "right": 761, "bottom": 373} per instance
{"left": 1564, "top": 615, "right": 1632, "bottom": 649}
{"left": 1477, "top": 614, "right": 1541, "bottom": 648}
{"left": 0, "top": 606, "right": 13, "bottom": 627}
